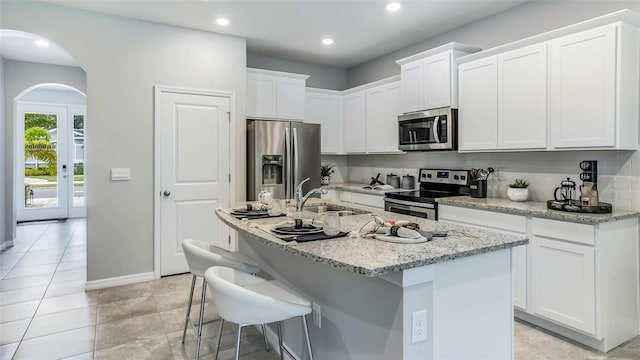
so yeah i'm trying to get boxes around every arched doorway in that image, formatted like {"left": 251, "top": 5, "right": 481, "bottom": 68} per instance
{"left": 15, "top": 83, "right": 87, "bottom": 221}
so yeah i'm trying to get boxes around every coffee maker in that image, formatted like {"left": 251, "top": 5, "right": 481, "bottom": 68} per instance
{"left": 547, "top": 160, "right": 612, "bottom": 213}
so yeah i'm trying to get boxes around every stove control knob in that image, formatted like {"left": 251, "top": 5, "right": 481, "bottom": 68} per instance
{"left": 461, "top": 175, "right": 466, "bottom": 181}
{"left": 421, "top": 173, "right": 426, "bottom": 178}
{"left": 427, "top": 174, "right": 432, "bottom": 178}
{"left": 454, "top": 175, "right": 459, "bottom": 180}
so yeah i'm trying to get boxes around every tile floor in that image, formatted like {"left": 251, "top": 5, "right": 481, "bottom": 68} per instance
{"left": 0, "top": 219, "right": 638, "bottom": 360}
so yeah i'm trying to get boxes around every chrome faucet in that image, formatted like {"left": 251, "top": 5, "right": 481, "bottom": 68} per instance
{"left": 295, "top": 178, "right": 328, "bottom": 212}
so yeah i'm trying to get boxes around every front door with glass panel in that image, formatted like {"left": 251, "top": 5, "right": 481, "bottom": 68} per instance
{"left": 17, "top": 103, "right": 84, "bottom": 221}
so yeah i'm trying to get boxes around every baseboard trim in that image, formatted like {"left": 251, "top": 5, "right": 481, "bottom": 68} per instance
{"left": 255, "top": 323, "right": 300, "bottom": 360}
{"left": 0, "top": 239, "right": 15, "bottom": 251}
{"left": 85, "top": 271, "right": 156, "bottom": 291}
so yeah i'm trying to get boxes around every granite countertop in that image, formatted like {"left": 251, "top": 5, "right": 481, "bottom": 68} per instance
{"left": 437, "top": 196, "right": 640, "bottom": 224}
{"left": 324, "top": 182, "right": 413, "bottom": 196}
{"left": 216, "top": 199, "right": 527, "bottom": 277}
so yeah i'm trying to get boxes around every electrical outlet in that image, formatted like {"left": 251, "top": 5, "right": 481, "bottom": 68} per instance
{"left": 497, "top": 167, "right": 506, "bottom": 181}
{"left": 412, "top": 309, "right": 427, "bottom": 344}
{"left": 312, "top": 302, "right": 321, "bottom": 328}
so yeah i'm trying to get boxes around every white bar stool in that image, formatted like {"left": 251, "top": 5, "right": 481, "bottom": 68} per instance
{"left": 181, "top": 239, "right": 269, "bottom": 360}
{"left": 204, "top": 266, "right": 314, "bottom": 360}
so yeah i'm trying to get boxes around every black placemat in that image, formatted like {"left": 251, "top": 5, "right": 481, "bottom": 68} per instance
{"left": 273, "top": 231, "right": 349, "bottom": 243}
{"left": 230, "top": 212, "right": 286, "bottom": 220}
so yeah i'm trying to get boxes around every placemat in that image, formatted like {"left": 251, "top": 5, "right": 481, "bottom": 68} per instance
{"left": 272, "top": 231, "right": 349, "bottom": 243}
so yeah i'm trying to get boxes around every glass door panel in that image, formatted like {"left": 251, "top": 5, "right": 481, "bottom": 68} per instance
{"left": 69, "top": 106, "right": 87, "bottom": 218}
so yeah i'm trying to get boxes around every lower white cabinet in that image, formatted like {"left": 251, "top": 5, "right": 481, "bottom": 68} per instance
{"left": 439, "top": 204, "right": 640, "bottom": 352}
{"left": 530, "top": 235, "right": 595, "bottom": 334}
{"left": 321, "top": 189, "right": 384, "bottom": 209}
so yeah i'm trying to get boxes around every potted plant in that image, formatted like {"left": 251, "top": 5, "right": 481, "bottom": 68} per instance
{"left": 320, "top": 164, "right": 335, "bottom": 185}
{"left": 507, "top": 179, "right": 529, "bottom": 202}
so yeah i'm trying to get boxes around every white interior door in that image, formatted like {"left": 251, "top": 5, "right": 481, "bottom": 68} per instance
{"left": 159, "top": 90, "right": 231, "bottom": 276}
{"left": 17, "top": 103, "right": 69, "bottom": 221}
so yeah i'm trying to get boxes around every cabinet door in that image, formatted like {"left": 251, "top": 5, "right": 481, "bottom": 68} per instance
{"left": 385, "top": 83, "right": 401, "bottom": 151}
{"left": 343, "top": 92, "right": 367, "bottom": 153}
{"left": 531, "top": 236, "right": 595, "bottom": 334}
{"left": 365, "top": 87, "right": 387, "bottom": 153}
{"left": 458, "top": 57, "right": 498, "bottom": 150}
{"left": 498, "top": 44, "right": 548, "bottom": 149}
{"left": 247, "top": 73, "right": 277, "bottom": 118}
{"left": 550, "top": 24, "right": 616, "bottom": 148}
{"left": 424, "top": 52, "right": 452, "bottom": 110}
{"left": 276, "top": 78, "right": 306, "bottom": 120}
{"left": 512, "top": 245, "right": 527, "bottom": 310}
{"left": 306, "top": 92, "right": 343, "bottom": 154}
{"left": 400, "top": 59, "right": 425, "bottom": 113}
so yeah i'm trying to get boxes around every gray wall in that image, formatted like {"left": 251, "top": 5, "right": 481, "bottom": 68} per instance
{"left": 347, "top": 1, "right": 640, "bottom": 87}
{"left": 248, "top": 52, "right": 348, "bottom": 90}
{"left": 0, "top": 56, "right": 5, "bottom": 247}
{"left": 1, "top": 1, "right": 247, "bottom": 281}
{"left": 3, "top": 60, "right": 86, "bottom": 245}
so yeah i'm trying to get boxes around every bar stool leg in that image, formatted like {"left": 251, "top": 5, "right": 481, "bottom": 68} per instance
{"left": 195, "top": 279, "right": 207, "bottom": 360}
{"left": 302, "top": 315, "right": 314, "bottom": 360}
{"left": 261, "top": 324, "right": 270, "bottom": 351}
{"left": 214, "top": 319, "right": 224, "bottom": 360}
{"left": 235, "top": 325, "right": 244, "bottom": 360}
{"left": 277, "top": 321, "right": 284, "bottom": 360}
{"left": 182, "top": 275, "right": 197, "bottom": 343}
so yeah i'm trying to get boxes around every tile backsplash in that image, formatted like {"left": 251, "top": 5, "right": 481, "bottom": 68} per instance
{"left": 323, "top": 150, "right": 640, "bottom": 211}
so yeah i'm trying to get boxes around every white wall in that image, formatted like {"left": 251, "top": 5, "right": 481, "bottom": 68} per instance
{"left": 248, "top": 52, "right": 348, "bottom": 90}
{"left": 1, "top": 1, "right": 247, "bottom": 281}
{"left": 0, "top": 56, "right": 6, "bottom": 248}
{"left": 20, "top": 88, "right": 86, "bottom": 105}
{"left": 347, "top": 1, "right": 640, "bottom": 87}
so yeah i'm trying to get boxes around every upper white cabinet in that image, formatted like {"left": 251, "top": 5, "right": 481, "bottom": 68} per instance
{"left": 306, "top": 89, "right": 343, "bottom": 154}
{"left": 497, "top": 44, "right": 548, "bottom": 149}
{"left": 247, "top": 68, "right": 309, "bottom": 120}
{"left": 365, "top": 82, "right": 401, "bottom": 153}
{"left": 343, "top": 91, "right": 367, "bottom": 153}
{"left": 549, "top": 24, "right": 616, "bottom": 148}
{"left": 458, "top": 57, "right": 498, "bottom": 151}
{"left": 396, "top": 43, "right": 480, "bottom": 114}
{"left": 457, "top": 15, "right": 640, "bottom": 152}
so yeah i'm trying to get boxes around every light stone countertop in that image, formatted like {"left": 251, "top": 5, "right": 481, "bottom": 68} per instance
{"left": 437, "top": 196, "right": 640, "bottom": 225}
{"left": 324, "top": 182, "right": 414, "bottom": 196}
{"left": 216, "top": 199, "right": 528, "bottom": 277}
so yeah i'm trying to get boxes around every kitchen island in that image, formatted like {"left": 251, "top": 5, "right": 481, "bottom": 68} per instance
{"left": 216, "top": 199, "right": 528, "bottom": 360}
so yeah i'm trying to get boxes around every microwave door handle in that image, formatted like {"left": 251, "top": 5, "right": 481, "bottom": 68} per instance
{"left": 432, "top": 116, "right": 440, "bottom": 143}
{"left": 410, "top": 130, "right": 415, "bottom": 143}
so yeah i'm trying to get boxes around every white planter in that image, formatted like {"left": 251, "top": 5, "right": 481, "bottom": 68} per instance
{"left": 507, "top": 188, "right": 529, "bottom": 202}
{"left": 321, "top": 176, "right": 331, "bottom": 185}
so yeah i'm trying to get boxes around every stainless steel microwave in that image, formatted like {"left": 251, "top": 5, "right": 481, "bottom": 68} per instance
{"left": 398, "top": 107, "right": 457, "bottom": 151}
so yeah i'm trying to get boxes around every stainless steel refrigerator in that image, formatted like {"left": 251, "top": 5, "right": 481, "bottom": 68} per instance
{"left": 247, "top": 120, "right": 321, "bottom": 201}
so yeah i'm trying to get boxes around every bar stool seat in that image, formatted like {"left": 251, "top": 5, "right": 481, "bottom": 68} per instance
{"left": 181, "top": 239, "right": 267, "bottom": 360}
{"left": 205, "top": 266, "right": 314, "bottom": 360}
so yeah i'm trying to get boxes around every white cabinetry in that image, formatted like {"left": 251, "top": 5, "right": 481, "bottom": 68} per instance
{"left": 247, "top": 68, "right": 309, "bottom": 120}
{"left": 458, "top": 57, "right": 498, "bottom": 151}
{"left": 438, "top": 205, "right": 527, "bottom": 310}
{"left": 306, "top": 89, "right": 343, "bottom": 154}
{"left": 321, "top": 189, "right": 384, "bottom": 209}
{"left": 549, "top": 24, "right": 617, "bottom": 148}
{"left": 457, "top": 17, "right": 640, "bottom": 152}
{"left": 396, "top": 43, "right": 480, "bottom": 114}
{"left": 365, "top": 82, "right": 401, "bottom": 153}
{"left": 439, "top": 203, "right": 640, "bottom": 352}
{"left": 497, "top": 44, "right": 548, "bottom": 149}
{"left": 343, "top": 91, "right": 367, "bottom": 153}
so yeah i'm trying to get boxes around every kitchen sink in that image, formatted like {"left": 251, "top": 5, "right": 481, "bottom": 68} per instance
{"left": 304, "top": 204, "right": 371, "bottom": 216}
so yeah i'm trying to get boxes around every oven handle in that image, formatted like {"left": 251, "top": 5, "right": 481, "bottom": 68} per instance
{"left": 384, "top": 198, "right": 435, "bottom": 209}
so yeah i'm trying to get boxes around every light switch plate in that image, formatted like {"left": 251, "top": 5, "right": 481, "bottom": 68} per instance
{"left": 111, "top": 168, "right": 131, "bottom": 181}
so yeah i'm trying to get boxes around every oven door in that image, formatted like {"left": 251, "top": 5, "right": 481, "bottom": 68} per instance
{"left": 384, "top": 198, "right": 437, "bottom": 220}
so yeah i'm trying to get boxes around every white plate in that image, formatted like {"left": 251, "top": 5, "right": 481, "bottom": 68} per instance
{"left": 372, "top": 235, "right": 428, "bottom": 244}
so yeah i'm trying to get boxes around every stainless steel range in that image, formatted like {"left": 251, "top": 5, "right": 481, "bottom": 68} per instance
{"left": 384, "top": 169, "right": 470, "bottom": 220}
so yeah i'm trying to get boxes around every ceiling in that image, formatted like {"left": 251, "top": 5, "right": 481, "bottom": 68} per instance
{"left": 38, "top": 0, "right": 527, "bottom": 68}
{"left": 0, "top": 30, "right": 82, "bottom": 67}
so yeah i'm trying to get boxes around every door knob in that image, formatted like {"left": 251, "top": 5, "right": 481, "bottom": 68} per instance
{"left": 163, "top": 190, "right": 171, "bottom": 197}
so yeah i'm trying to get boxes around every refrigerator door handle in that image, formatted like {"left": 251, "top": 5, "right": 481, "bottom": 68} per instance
{"left": 293, "top": 127, "right": 299, "bottom": 190}
{"left": 285, "top": 127, "right": 292, "bottom": 199}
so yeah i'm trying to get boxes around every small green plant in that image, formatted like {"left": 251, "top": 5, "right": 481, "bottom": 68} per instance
{"left": 509, "top": 179, "right": 529, "bottom": 188}
{"left": 320, "top": 164, "right": 335, "bottom": 177}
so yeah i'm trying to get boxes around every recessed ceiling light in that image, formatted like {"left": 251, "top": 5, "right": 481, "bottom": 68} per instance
{"left": 386, "top": 2, "right": 401, "bottom": 12}
{"left": 216, "top": 18, "right": 230, "bottom": 26}
{"left": 322, "top": 38, "right": 334, "bottom": 46}
{"left": 34, "top": 39, "right": 50, "bottom": 47}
